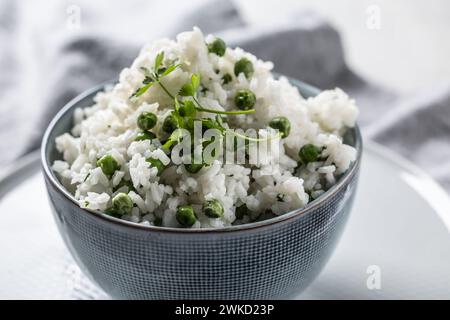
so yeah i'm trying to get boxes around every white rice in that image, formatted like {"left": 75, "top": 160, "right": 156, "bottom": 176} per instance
{"left": 52, "top": 27, "right": 358, "bottom": 228}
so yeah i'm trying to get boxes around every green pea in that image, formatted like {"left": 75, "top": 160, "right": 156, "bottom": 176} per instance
{"left": 234, "top": 57, "right": 254, "bottom": 79}
{"left": 269, "top": 116, "right": 291, "bottom": 138}
{"left": 97, "top": 154, "right": 119, "bottom": 176}
{"left": 207, "top": 38, "right": 227, "bottom": 57}
{"left": 178, "top": 106, "right": 187, "bottom": 117}
{"left": 176, "top": 205, "right": 197, "bottom": 227}
{"left": 222, "top": 73, "right": 232, "bottom": 84}
{"left": 154, "top": 216, "right": 163, "bottom": 226}
{"left": 203, "top": 199, "right": 224, "bottom": 218}
{"left": 137, "top": 112, "right": 157, "bottom": 131}
{"left": 235, "top": 204, "right": 249, "bottom": 220}
{"left": 113, "top": 178, "right": 135, "bottom": 193}
{"left": 162, "top": 114, "right": 178, "bottom": 133}
{"left": 146, "top": 158, "right": 166, "bottom": 176}
{"left": 298, "top": 144, "right": 322, "bottom": 164}
{"left": 234, "top": 89, "right": 256, "bottom": 110}
{"left": 112, "top": 193, "right": 134, "bottom": 215}
{"left": 178, "top": 100, "right": 196, "bottom": 118}
{"left": 104, "top": 207, "right": 122, "bottom": 218}
{"left": 184, "top": 163, "right": 203, "bottom": 174}
{"left": 135, "top": 131, "right": 156, "bottom": 141}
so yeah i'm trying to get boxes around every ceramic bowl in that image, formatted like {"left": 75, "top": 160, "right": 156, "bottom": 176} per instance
{"left": 42, "top": 78, "right": 362, "bottom": 299}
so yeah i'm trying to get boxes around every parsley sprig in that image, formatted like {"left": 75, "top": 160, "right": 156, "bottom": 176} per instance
{"left": 131, "top": 51, "right": 280, "bottom": 147}
{"left": 130, "top": 52, "right": 181, "bottom": 98}
{"left": 131, "top": 52, "right": 254, "bottom": 116}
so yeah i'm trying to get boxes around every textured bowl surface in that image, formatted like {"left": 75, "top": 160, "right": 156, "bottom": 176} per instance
{"left": 42, "top": 78, "right": 362, "bottom": 299}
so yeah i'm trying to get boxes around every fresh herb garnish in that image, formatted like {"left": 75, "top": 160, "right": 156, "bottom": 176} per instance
{"left": 161, "top": 128, "right": 185, "bottom": 151}
{"left": 154, "top": 51, "right": 164, "bottom": 70}
{"left": 129, "top": 51, "right": 180, "bottom": 99}
{"left": 179, "top": 74, "right": 201, "bottom": 97}
{"left": 130, "top": 51, "right": 279, "bottom": 144}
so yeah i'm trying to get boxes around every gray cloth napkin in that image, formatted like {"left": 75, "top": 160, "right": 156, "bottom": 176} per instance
{"left": 1, "top": 0, "right": 449, "bottom": 191}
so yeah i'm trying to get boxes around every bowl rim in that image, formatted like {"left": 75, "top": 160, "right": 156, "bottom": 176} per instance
{"left": 41, "top": 78, "right": 363, "bottom": 234}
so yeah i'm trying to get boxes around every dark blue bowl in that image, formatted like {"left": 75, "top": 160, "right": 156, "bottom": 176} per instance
{"left": 42, "top": 78, "right": 362, "bottom": 299}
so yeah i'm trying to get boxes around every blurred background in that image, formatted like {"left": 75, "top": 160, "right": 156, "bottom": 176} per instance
{"left": 1, "top": 0, "right": 449, "bottom": 189}
{"left": 242, "top": 0, "right": 450, "bottom": 94}
{"left": 1, "top": 0, "right": 450, "bottom": 300}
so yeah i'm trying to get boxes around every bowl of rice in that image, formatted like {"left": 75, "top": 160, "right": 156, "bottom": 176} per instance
{"left": 42, "top": 28, "right": 362, "bottom": 299}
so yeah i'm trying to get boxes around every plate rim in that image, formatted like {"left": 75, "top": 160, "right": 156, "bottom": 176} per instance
{"left": 362, "top": 141, "right": 450, "bottom": 232}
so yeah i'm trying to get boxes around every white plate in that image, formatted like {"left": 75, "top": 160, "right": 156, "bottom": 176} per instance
{"left": 0, "top": 142, "right": 449, "bottom": 300}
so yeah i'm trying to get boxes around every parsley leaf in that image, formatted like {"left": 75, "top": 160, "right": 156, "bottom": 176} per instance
{"left": 191, "top": 74, "right": 200, "bottom": 91}
{"left": 154, "top": 51, "right": 164, "bottom": 71}
{"left": 179, "top": 74, "right": 201, "bottom": 97}
{"left": 161, "top": 64, "right": 181, "bottom": 77}
{"left": 162, "top": 128, "right": 185, "bottom": 150}
{"left": 130, "top": 82, "right": 154, "bottom": 98}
